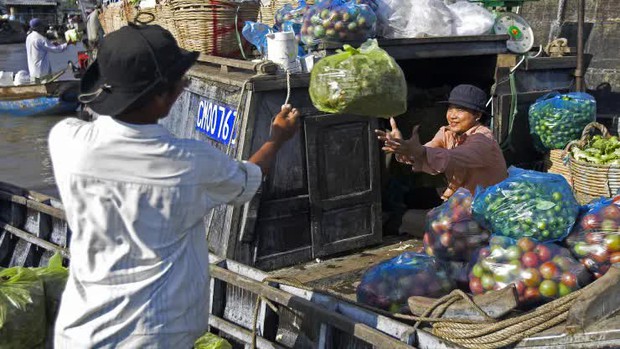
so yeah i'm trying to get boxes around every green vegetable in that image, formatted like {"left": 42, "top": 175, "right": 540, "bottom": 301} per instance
{"left": 33, "top": 252, "right": 68, "bottom": 327}
{"left": 0, "top": 267, "right": 46, "bottom": 349}
{"left": 309, "top": 39, "right": 407, "bottom": 118}
{"left": 194, "top": 332, "right": 232, "bottom": 349}
{"left": 529, "top": 92, "right": 596, "bottom": 151}
{"left": 572, "top": 133, "right": 620, "bottom": 165}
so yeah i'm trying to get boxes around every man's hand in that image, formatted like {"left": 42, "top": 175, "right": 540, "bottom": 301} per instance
{"left": 270, "top": 104, "right": 300, "bottom": 144}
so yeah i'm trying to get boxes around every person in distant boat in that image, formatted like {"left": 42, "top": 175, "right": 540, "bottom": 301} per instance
{"left": 376, "top": 85, "right": 508, "bottom": 200}
{"left": 26, "top": 18, "right": 73, "bottom": 82}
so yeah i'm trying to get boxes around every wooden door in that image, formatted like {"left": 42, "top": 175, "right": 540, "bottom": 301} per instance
{"left": 305, "top": 114, "right": 382, "bottom": 258}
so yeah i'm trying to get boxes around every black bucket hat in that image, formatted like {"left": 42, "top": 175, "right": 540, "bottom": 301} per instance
{"left": 439, "top": 84, "right": 489, "bottom": 114}
{"left": 79, "top": 23, "right": 199, "bottom": 116}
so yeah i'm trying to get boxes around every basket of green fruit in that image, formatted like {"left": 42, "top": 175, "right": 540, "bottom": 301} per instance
{"left": 566, "top": 122, "right": 620, "bottom": 204}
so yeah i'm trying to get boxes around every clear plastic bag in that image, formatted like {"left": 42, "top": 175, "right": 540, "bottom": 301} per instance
{"left": 472, "top": 167, "right": 579, "bottom": 242}
{"left": 448, "top": 0, "right": 495, "bottom": 36}
{"left": 33, "top": 252, "right": 68, "bottom": 326}
{"left": 275, "top": 1, "right": 308, "bottom": 30}
{"left": 376, "top": 0, "right": 455, "bottom": 39}
{"left": 566, "top": 197, "right": 620, "bottom": 279}
{"left": 0, "top": 267, "right": 46, "bottom": 349}
{"left": 423, "top": 188, "right": 490, "bottom": 262}
{"left": 469, "top": 236, "right": 591, "bottom": 306}
{"left": 529, "top": 92, "right": 597, "bottom": 151}
{"left": 300, "top": 0, "right": 377, "bottom": 46}
{"left": 309, "top": 39, "right": 407, "bottom": 118}
{"left": 357, "top": 252, "right": 454, "bottom": 313}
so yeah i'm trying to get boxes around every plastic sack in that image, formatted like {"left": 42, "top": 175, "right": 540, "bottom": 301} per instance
{"left": 33, "top": 252, "right": 68, "bottom": 325}
{"left": 13, "top": 70, "right": 30, "bottom": 86}
{"left": 275, "top": 1, "right": 307, "bottom": 29}
{"left": 194, "top": 332, "right": 232, "bottom": 349}
{"left": 0, "top": 267, "right": 46, "bottom": 349}
{"left": 376, "top": 0, "right": 455, "bottom": 39}
{"left": 566, "top": 197, "right": 620, "bottom": 279}
{"left": 242, "top": 21, "right": 273, "bottom": 55}
{"left": 309, "top": 39, "right": 407, "bottom": 118}
{"left": 472, "top": 167, "right": 579, "bottom": 242}
{"left": 300, "top": 0, "right": 376, "bottom": 46}
{"left": 423, "top": 188, "right": 490, "bottom": 262}
{"left": 448, "top": 1, "right": 495, "bottom": 36}
{"left": 357, "top": 252, "right": 454, "bottom": 313}
{"left": 529, "top": 92, "right": 597, "bottom": 151}
{"left": 470, "top": 236, "right": 591, "bottom": 306}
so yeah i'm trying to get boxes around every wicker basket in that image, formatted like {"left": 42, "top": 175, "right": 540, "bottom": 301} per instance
{"left": 566, "top": 122, "right": 620, "bottom": 204}
{"left": 258, "top": 0, "right": 311, "bottom": 27}
{"left": 170, "top": 0, "right": 260, "bottom": 58}
{"left": 545, "top": 149, "right": 572, "bottom": 184}
{"left": 137, "top": 3, "right": 179, "bottom": 39}
{"left": 99, "top": 1, "right": 138, "bottom": 34}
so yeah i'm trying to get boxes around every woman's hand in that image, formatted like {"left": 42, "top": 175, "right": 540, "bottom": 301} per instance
{"left": 376, "top": 119, "right": 426, "bottom": 161}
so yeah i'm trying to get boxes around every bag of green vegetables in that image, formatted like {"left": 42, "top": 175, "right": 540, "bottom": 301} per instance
{"left": 0, "top": 267, "right": 46, "bottom": 349}
{"left": 309, "top": 39, "right": 407, "bottom": 118}
{"left": 528, "top": 92, "right": 596, "bottom": 151}
{"left": 33, "top": 252, "right": 68, "bottom": 327}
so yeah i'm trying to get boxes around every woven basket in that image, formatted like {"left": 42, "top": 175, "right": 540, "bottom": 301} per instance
{"left": 258, "top": 0, "right": 311, "bottom": 27}
{"left": 566, "top": 122, "right": 620, "bottom": 204}
{"left": 170, "top": 0, "right": 260, "bottom": 58}
{"left": 545, "top": 149, "right": 572, "bottom": 185}
{"left": 137, "top": 3, "right": 179, "bottom": 39}
{"left": 99, "top": 1, "right": 138, "bottom": 34}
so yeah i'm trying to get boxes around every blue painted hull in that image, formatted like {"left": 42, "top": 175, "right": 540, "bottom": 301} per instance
{"left": 0, "top": 97, "right": 78, "bottom": 117}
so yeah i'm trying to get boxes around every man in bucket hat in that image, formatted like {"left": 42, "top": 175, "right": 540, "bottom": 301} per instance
{"left": 49, "top": 24, "right": 300, "bottom": 347}
{"left": 376, "top": 84, "right": 507, "bottom": 200}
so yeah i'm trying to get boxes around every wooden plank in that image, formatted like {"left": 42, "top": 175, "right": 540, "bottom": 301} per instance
{"left": 0, "top": 190, "right": 66, "bottom": 220}
{"left": 0, "top": 221, "right": 69, "bottom": 258}
{"left": 209, "top": 264, "right": 414, "bottom": 349}
{"left": 566, "top": 266, "right": 620, "bottom": 332}
{"left": 408, "top": 286, "right": 519, "bottom": 321}
{"left": 197, "top": 54, "right": 278, "bottom": 75}
{"left": 209, "top": 315, "right": 286, "bottom": 349}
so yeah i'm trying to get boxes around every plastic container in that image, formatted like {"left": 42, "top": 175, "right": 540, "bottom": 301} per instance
{"left": 266, "top": 31, "right": 300, "bottom": 72}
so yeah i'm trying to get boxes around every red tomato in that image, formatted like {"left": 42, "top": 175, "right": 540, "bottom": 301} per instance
{"left": 560, "top": 272, "right": 577, "bottom": 288}
{"left": 440, "top": 232, "right": 453, "bottom": 248}
{"left": 592, "top": 250, "right": 610, "bottom": 264}
{"left": 602, "top": 205, "right": 620, "bottom": 220}
{"left": 604, "top": 234, "right": 620, "bottom": 253}
{"left": 585, "top": 232, "right": 604, "bottom": 245}
{"left": 522, "top": 252, "right": 540, "bottom": 268}
{"left": 539, "top": 262, "right": 559, "bottom": 280}
{"left": 524, "top": 287, "right": 541, "bottom": 301}
{"left": 581, "top": 214, "right": 601, "bottom": 230}
{"left": 610, "top": 252, "right": 620, "bottom": 264}
{"left": 517, "top": 237, "right": 536, "bottom": 252}
{"left": 581, "top": 258, "right": 597, "bottom": 270}
{"left": 536, "top": 245, "right": 553, "bottom": 263}
{"left": 423, "top": 232, "right": 432, "bottom": 246}
{"left": 469, "top": 277, "right": 484, "bottom": 295}
{"left": 514, "top": 281, "right": 526, "bottom": 296}
{"left": 522, "top": 268, "right": 542, "bottom": 287}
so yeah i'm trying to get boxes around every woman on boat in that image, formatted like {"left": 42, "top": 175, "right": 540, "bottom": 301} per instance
{"left": 376, "top": 84, "right": 508, "bottom": 200}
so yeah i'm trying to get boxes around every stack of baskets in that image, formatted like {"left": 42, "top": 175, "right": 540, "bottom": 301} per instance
{"left": 258, "top": 0, "right": 311, "bottom": 27}
{"left": 566, "top": 122, "right": 620, "bottom": 204}
{"left": 99, "top": 0, "right": 138, "bottom": 34}
{"left": 170, "top": 0, "right": 260, "bottom": 58}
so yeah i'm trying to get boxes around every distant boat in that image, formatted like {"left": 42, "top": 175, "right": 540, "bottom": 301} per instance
{"left": 0, "top": 19, "right": 27, "bottom": 44}
{"left": 0, "top": 79, "right": 80, "bottom": 117}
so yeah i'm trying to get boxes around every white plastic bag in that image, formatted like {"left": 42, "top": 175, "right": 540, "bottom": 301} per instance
{"left": 448, "top": 1, "right": 495, "bottom": 36}
{"left": 377, "top": 0, "right": 455, "bottom": 39}
{"left": 13, "top": 70, "right": 31, "bottom": 86}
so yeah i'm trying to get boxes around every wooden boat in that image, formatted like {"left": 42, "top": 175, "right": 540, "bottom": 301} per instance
{"left": 0, "top": 78, "right": 80, "bottom": 117}
{"left": 2, "top": 181, "right": 620, "bottom": 349}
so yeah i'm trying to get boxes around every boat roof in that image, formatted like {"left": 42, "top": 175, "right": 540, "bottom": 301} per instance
{"left": 2, "top": 0, "right": 57, "bottom": 6}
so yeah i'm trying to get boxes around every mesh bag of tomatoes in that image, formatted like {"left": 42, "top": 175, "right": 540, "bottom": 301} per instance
{"left": 472, "top": 167, "right": 579, "bottom": 242}
{"left": 309, "top": 39, "right": 407, "bottom": 118}
{"left": 469, "top": 236, "right": 591, "bottom": 306}
{"left": 528, "top": 92, "right": 596, "bottom": 151}
{"left": 301, "top": 0, "right": 376, "bottom": 46}
{"left": 423, "top": 188, "right": 490, "bottom": 262}
{"left": 357, "top": 252, "right": 455, "bottom": 313}
{"left": 566, "top": 197, "right": 620, "bottom": 279}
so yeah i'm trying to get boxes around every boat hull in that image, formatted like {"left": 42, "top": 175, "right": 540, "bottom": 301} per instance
{"left": 0, "top": 96, "right": 78, "bottom": 117}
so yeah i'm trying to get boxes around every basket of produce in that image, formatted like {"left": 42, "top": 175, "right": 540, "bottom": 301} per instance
{"left": 566, "top": 122, "right": 620, "bottom": 204}
{"left": 170, "top": 0, "right": 260, "bottom": 58}
{"left": 544, "top": 149, "right": 571, "bottom": 184}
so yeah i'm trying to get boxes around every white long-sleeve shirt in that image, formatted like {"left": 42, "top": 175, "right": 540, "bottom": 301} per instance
{"left": 25, "top": 31, "right": 67, "bottom": 79}
{"left": 49, "top": 116, "right": 262, "bottom": 348}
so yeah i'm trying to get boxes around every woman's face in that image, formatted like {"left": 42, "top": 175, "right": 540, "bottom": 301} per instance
{"left": 446, "top": 105, "right": 481, "bottom": 134}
